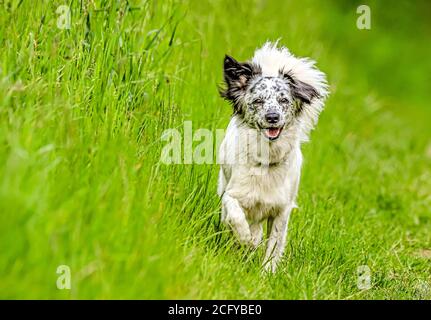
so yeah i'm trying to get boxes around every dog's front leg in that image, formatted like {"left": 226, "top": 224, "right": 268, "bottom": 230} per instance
{"left": 263, "top": 206, "right": 293, "bottom": 273}
{"left": 222, "top": 193, "right": 251, "bottom": 245}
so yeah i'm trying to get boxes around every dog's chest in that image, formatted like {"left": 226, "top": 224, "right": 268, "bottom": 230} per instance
{"left": 228, "top": 164, "right": 292, "bottom": 221}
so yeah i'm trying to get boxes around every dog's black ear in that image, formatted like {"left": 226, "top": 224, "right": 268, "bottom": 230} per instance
{"left": 220, "top": 55, "right": 260, "bottom": 113}
{"left": 282, "top": 71, "right": 320, "bottom": 105}
{"left": 223, "top": 55, "right": 255, "bottom": 88}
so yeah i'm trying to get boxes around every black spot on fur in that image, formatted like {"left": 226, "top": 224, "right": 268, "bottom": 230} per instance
{"left": 219, "top": 55, "right": 261, "bottom": 114}
{"left": 248, "top": 79, "right": 262, "bottom": 93}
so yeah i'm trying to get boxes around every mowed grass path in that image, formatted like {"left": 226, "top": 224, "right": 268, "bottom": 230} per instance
{"left": 0, "top": 0, "right": 430, "bottom": 299}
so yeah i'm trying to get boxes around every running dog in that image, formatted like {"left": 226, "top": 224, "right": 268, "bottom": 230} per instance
{"left": 218, "top": 42, "right": 328, "bottom": 272}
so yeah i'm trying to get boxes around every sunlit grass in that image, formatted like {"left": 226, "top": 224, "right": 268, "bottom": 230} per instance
{"left": 0, "top": 0, "right": 430, "bottom": 299}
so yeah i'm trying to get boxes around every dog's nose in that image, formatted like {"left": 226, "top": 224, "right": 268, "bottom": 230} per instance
{"left": 265, "top": 112, "right": 280, "bottom": 124}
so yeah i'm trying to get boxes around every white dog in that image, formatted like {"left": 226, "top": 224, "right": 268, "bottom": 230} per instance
{"left": 217, "top": 42, "right": 328, "bottom": 272}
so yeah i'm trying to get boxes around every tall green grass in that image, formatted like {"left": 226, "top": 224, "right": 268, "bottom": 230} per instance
{"left": 0, "top": 0, "right": 430, "bottom": 299}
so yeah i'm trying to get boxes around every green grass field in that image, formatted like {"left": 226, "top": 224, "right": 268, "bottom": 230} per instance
{"left": 1, "top": 0, "right": 430, "bottom": 299}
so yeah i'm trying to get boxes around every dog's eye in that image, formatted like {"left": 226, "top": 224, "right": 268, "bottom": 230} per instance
{"left": 253, "top": 98, "right": 264, "bottom": 105}
{"left": 279, "top": 97, "right": 289, "bottom": 104}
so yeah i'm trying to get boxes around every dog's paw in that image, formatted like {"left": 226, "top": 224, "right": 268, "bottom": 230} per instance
{"left": 236, "top": 229, "right": 252, "bottom": 246}
{"left": 224, "top": 212, "right": 252, "bottom": 246}
{"left": 262, "top": 259, "right": 278, "bottom": 274}
{"left": 250, "top": 235, "right": 263, "bottom": 249}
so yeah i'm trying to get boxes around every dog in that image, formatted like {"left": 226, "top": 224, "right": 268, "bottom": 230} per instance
{"left": 217, "top": 42, "right": 328, "bottom": 272}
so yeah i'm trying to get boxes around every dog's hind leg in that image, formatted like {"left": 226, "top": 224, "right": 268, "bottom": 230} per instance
{"left": 222, "top": 193, "right": 251, "bottom": 245}
{"left": 250, "top": 222, "right": 263, "bottom": 248}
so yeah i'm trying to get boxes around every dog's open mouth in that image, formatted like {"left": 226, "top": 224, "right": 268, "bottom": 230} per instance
{"left": 262, "top": 127, "right": 283, "bottom": 140}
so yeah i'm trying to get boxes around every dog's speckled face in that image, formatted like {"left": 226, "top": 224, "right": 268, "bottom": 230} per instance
{"left": 243, "top": 76, "right": 293, "bottom": 140}
{"left": 220, "top": 55, "right": 320, "bottom": 141}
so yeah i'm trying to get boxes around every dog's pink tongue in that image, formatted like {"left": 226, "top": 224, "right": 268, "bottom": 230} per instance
{"left": 266, "top": 128, "right": 281, "bottom": 138}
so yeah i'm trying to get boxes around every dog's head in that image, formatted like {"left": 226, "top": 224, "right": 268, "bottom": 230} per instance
{"left": 220, "top": 46, "right": 326, "bottom": 141}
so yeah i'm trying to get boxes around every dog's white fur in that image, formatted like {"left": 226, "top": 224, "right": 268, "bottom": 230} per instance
{"left": 217, "top": 42, "right": 328, "bottom": 272}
